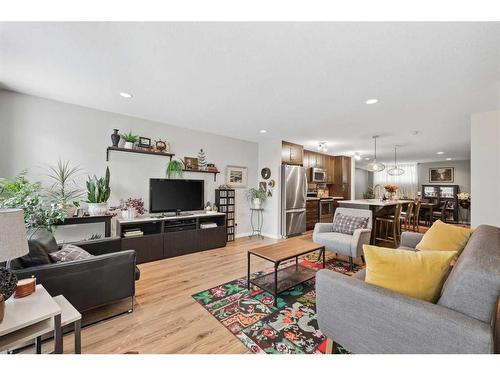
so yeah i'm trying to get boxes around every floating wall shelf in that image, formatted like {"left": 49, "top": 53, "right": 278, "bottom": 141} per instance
{"left": 182, "top": 169, "right": 220, "bottom": 182}
{"left": 106, "top": 146, "right": 175, "bottom": 162}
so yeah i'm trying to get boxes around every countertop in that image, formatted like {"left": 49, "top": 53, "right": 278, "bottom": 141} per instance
{"left": 339, "top": 199, "right": 413, "bottom": 207}
{"left": 306, "top": 196, "right": 345, "bottom": 201}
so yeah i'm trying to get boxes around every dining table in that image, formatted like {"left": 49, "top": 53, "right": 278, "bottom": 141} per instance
{"left": 338, "top": 199, "right": 414, "bottom": 244}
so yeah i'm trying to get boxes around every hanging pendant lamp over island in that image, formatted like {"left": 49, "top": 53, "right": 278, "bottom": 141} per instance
{"left": 387, "top": 145, "right": 405, "bottom": 176}
{"left": 366, "top": 135, "right": 385, "bottom": 172}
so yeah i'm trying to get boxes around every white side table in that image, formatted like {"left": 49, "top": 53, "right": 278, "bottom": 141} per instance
{"left": 0, "top": 285, "right": 63, "bottom": 354}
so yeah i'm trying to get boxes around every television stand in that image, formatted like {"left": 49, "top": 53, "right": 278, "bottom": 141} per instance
{"left": 117, "top": 212, "right": 227, "bottom": 264}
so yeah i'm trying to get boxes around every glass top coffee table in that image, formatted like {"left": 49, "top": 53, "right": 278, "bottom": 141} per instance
{"left": 247, "top": 238, "right": 325, "bottom": 305}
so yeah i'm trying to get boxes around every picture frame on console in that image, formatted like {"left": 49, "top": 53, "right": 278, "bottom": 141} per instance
{"left": 226, "top": 165, "right": 248, "bottom": 188}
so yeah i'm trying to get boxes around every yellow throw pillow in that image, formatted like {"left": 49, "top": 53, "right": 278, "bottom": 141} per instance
{"left": 415, "top": 220, "right": 473, "bottom": 253}
{"left": 363, "top": 244, "right": 457, "bottom": 302}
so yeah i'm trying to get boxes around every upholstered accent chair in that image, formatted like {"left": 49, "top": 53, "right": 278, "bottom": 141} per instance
{"left": 312, "top": 208, "right": 372, "bottom": 270}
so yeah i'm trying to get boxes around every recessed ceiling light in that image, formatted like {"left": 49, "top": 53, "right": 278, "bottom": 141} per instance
{"left": 259, "top": 129, "right": 267, "bottom": 134}
{"left": 119, "top": 92, "right": 133, "bottom": 98}
{"left": 446, "top": 158, "right": 452, "bottom": 161}
{"left": 365, "top": 157, "right": 370, "bottom": 161}
{"left": 436, "top": 151, "right": 444, "bottom": 155}
{"left": 366, "top": 98, "right": 379, "bottom": 105}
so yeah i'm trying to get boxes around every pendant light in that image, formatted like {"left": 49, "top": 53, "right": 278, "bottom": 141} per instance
{"left": 387, "top": 145, "right": 405, "bottom": 176}
{"left": 366, "top": 135, "right": 385, "bottom": 172}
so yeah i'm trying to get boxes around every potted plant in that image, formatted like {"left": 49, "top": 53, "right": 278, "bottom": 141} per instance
{"left": 86, "top": 167, "right": 111, "bottom": 216}
{"left": 246, "top": 187, "right": 267, "bottom": 209}
{"left": 0, "top": 171, "right": 67, "bottom": 231}
{"left": 121, "top": 131, "right": 139, "bottom": 149}
{"left": 45, "top": 159, "right": 84, "bottom": 216}
{"left": 457, "top": 192, "right": 471, "bottom": 209}
{"left": 166, "top": 159, "right": 184, "bottom": 179}
{"left": 112, "top": 197, "right": 145, "bottom": 219}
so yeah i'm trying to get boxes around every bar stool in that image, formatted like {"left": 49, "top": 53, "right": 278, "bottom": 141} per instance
{"left": 400, "top": 201, "right": 414, "bottom": 231}
{"left": 375, "top": 203, "right": 402, "bottom": 247}
{"left": 412, "top": 200, "right": 422, "bottom": 232}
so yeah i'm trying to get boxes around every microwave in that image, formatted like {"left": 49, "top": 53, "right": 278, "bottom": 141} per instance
{"left": 311, "top": 168, "right": 327, "bottom": 183}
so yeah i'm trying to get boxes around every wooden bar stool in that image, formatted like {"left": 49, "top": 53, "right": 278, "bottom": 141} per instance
{"left": 375, "top": 203, "right": 402, "bottom": 247}
{"left": 412, "top": 200, "right": 422, "bottom": 232}
{"left": 400, "top": 202, "right": 414, "bottom": 231}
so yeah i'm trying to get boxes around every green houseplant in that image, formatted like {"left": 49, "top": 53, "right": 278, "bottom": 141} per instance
{"left": 121, "top": 131, "right": 139, "bottom": 149}
{"left": 246, "top": 187, "right": 267, "bottom": 209}
{"left": 0, "top": 171, "right": 67, "bottom": 231}
{"left": 166, "top": 159, "right": 184, "bottom": 179}
{"left": 86, "top": 167, "right": 111, "bottom": 216}
{"left": 45, "top": 159, "right": 84, "bottom": 215}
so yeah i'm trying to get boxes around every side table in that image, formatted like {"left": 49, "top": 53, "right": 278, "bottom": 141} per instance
{"left": 249, "top": 208, "right": 264, "bottom": 239}
{"left": 0, "top": 284, "right": 63, "bottom": 354}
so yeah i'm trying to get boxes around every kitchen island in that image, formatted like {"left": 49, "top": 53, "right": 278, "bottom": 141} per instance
{"left": 339, "top": 199, "right": 413, "bottom": 244}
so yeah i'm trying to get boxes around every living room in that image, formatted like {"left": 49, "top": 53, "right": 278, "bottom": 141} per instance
{"left": 1, "top": 2, "right": 500, "bottom": 374}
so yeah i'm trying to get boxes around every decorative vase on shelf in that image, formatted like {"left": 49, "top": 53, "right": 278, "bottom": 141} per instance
{"left": 111, "top": 129, "right": 120, "bottom": 147}
{"left": 459, "top": 200, "right": 470, "bottom": 209}
{"left": 124, "top": 141, "right": 134, "bottom": 150}
{"left": 87, "top": 202, "right": 108, "bottom": 216}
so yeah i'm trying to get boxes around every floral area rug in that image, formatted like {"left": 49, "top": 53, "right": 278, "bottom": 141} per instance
{"left": 192, "top": 253, "right": 362, "bottom": 354}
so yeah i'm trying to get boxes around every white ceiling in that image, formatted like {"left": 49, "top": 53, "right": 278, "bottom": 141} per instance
{"left": 1, "top": 22, "right": 499, "bottom": 165}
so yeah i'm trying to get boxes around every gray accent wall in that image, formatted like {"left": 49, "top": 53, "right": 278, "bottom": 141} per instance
{"left": 354, "top": 168, "right": 374, "bottom": 199}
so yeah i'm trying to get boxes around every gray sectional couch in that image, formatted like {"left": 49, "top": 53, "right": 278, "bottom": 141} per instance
{"left": 316, "top": 224, "right": 500, "bottom": 353}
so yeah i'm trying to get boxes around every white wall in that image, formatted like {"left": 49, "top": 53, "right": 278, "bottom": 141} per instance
{"left": 471, "top": 110, "right": 500, "bottom": 227}
{"left": 0, "top": 90, "right": 258, "bottom": 237}
{"left": 258, "top": 140, "right": 282, "bottom": 239}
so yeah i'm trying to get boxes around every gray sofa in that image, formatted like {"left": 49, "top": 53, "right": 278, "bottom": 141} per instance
{"left": 316, "top": 224, "right": 500, "bottom": 353}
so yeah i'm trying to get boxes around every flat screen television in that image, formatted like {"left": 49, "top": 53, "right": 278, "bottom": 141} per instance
{"left": 149, "top": 179, "right": 204, "bottom": 213}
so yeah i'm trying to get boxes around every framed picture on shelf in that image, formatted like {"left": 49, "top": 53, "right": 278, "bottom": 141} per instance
{"left": 184, "top": 157, "right": 199, "bottom": 170}
{"left": 138, "top": 137, "right": 152, "bottom": 148}
{"left": 226, "top": 165, "right": 248, "bottom": 188}
{"left": 429, "top": 167, "right": 454, "bottom": 183}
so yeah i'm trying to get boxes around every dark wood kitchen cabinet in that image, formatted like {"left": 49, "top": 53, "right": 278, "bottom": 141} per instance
{"left": 282, "top": 141, "right": 304, "bottom": 165}
{"left": 331, "top": 156, "right": 351, "bottom": 199}
{"left": 306, "top": 200, "right": 319, "bottom": 231}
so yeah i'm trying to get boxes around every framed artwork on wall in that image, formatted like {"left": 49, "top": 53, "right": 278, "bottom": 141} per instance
{"left": 226, "top": 165, "right": 248, "bottom": 188}
{"left": 429, "top": 167, "right": 454, "bottom": 183}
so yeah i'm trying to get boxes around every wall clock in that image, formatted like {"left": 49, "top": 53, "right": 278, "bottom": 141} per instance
{"left": 261, "top": 167, "right": 271, "bottom": 180}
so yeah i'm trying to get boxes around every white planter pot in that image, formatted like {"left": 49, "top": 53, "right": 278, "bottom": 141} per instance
{"left": 124, "top": 141, "right": 134, "bottom": 149}
{"left": 252, "top": 198, "right": 262, "bottom": 209}
{"left": 121, "top": 209, "right": 137, "bottom": 220}
{"left": 87, "top": 202, "right": 108, "bottom": 216}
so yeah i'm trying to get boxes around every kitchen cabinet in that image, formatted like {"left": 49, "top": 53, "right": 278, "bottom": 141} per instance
{"left": 306, "top": 200, "right": 319, "bottom": 231}
{"left": 282, "top": 141, "right": 304, "bottom": 165}
{"left": 331, "top": 156, "right": 351, "bottom": 199}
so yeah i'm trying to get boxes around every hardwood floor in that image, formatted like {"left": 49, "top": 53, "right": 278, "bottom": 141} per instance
{"left": 37, "top": 235, "right": 288, "bottom": 354}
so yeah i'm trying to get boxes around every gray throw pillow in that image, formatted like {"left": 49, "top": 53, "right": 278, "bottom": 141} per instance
{"left": 332, "top": 213, "right": 369, "bottom": 235}
{"left": 49, "top": 244, "right": 93, "bottom": 263}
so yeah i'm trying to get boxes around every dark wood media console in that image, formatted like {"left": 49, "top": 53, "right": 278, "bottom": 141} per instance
{"left": 117, "top": 213, "right": 227, "bottom": 264}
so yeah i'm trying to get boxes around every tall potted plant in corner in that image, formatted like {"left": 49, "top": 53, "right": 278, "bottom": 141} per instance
{"left": 121, "top": 131, "right": 139, "bottom": 149}
{"left": 165, "top": 159, "right": 184, "bottom": 179}
{"left": 246, "top": 187, "right": 267, "bottom": 209}
{"left": 45, "top": 159, "right": 84, "bottom": 216}
{"left": 86, "top": 167, "right": 111, "bottom": 216}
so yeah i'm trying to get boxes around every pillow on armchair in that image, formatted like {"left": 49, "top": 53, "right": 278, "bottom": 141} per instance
{"left": 8, "top": 228, "right": 57, "bottom": 270}
{"left": 332, "top": 213, "right": 369, "bottom": 235}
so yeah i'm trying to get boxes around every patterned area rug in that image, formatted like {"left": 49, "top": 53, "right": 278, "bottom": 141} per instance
{"left": 192, "top": 253, "right": 362, "bottom": 354}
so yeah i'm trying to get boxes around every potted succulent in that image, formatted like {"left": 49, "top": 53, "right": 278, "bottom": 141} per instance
{"left": 86, "top": 167, "right": 111, "bottom": 216}
{"left": 121, "top": 131, "right": 139, "bottom": 149}
{"left": 45, "top": 159, "right": 84, "bottom": 216}
{"left": 166, "top": 159, "right": 184, "bottom": 179}
{"left": 246, "top": 187, "right": 267, "bottom": 209}
{"left": 112, "top": 197, "right": 145, "bottom": 219}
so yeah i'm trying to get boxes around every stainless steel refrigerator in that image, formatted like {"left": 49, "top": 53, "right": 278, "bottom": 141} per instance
{"left": 281, "top": 164, "right": 307, "bottom": 237}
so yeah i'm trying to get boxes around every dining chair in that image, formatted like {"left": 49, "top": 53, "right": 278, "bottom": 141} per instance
{"left": 374, "top": 203, "right": 402, "bottom": 247}
{"left": 400, "top": 202, "right": 414, "bottom": 232}
{"left": 432, "top": 199, "right": 449, "bottom": 223}
{"left": 412, "top": 200, "right": 422, "bottom": 232}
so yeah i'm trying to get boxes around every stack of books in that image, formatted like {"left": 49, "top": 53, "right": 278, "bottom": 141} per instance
{"left": 200, "top": 222, "right": 217, "bottom": 229}
{"left": 123, "top": 228, "right": 144, "bottom": 238}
